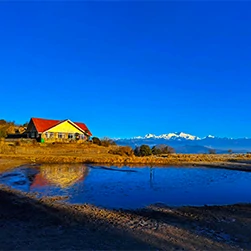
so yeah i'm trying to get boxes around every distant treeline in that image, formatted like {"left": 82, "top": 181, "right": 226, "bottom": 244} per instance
{"left": 91, "top": 136, "right": 175, "bottom": 157}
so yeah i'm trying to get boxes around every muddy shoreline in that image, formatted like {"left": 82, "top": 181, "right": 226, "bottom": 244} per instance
{"left": 1, "top": 159, "right": 251, "bottom": 250}
{"left": 2, "top": 155, "right": 251, "bottom": 173}
{"left": 0, "top": 184, "right": 251, "bottom": 250}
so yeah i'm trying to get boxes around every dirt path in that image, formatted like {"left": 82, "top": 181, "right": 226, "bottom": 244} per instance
{"left": 0, "top": 185, "right": 250, "bottom": 250}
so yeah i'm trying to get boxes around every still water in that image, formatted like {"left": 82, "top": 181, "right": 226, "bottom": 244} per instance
{"left": 0, "top": 164, "right": 251, "bottom": 209}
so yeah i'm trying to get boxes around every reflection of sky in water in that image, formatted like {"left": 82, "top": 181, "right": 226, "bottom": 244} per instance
{"left": 1, "top": 165, "right": 251, "bottom": 209}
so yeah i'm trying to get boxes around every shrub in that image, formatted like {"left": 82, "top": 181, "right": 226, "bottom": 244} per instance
{"left": 162, "top": 145, "right": 175, "bottom": 154}
{"left": 0, "top": 129, "right": 7, "bottom": 138}
{"left": 152, "top": 146, "right": 162, "bottom": 155}
{"left": 135, "top": 144, "right": 152, "bottom": 156}
{"left": 100, "top": 137, "right": 117, "bottom": 147}
{"left": 92, "top": 137, "right": 101, "bottom": 146}
{"left": 15, "top": 140, "right": 21, "bottom": 146}
{"left": 134, "top": 146, "right": 140, "bottom": 156}
{"left": 209, "top": 149, "right": 216, "bottom": 154}
{"left": 152, "top": 144, "right": 175, "bottom": 155}
{"left": 0, "top": 119, "right": 7, "bottom": 125}
{"left": 108, "top": 146, "right": 134, "bottom": 156}
{"left": 32, "top": 139, "right": 38, "bottom": 145}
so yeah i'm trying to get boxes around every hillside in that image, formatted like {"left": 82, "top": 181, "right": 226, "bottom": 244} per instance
{"left": 0, "top": 120, "right": 26, "bottom": 138}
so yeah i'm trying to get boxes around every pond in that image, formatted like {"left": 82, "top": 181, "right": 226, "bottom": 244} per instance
{"left": 0, "top": 164, "right": 251, "bottom": 209}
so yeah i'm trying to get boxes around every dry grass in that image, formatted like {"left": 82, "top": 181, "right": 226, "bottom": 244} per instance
{"left": 1, "top": 140, "right": 251, "bottom": 166}
{"left": 0, "top": 158, "right": 27, "bottom": 173}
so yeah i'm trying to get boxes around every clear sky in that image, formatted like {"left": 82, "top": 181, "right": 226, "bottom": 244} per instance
{"left": 0, "top": 2, "right": 251, "bottom": 138}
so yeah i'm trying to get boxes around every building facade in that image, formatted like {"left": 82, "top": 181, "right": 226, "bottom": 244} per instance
{"left": 25, "top": 117, "right": 92, "bottom": 142}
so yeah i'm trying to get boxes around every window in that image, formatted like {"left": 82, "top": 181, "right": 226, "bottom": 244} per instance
{"left": 31, "top": 132, "right": 35, "bottom": 138}
{"left": 46, "top": 132, "right": 54, "bottom": 138}
{"left": 80, "top": 134, "right": 86, "bottom": 140}
{"left": 75, "top": 133, "right": 80, "bottom": 140}
{"left": 68, "top": 133, "right": 74, "bottom": 139}
{"left": 58, "top": 133, "right": 64, "bottom": 139}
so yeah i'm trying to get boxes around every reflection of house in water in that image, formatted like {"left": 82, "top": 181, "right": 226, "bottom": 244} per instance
{"left": 31, "top": 164, "right": 89, "bottom": 188}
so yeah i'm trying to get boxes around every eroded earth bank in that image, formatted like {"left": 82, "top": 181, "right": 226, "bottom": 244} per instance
{"left": 0, "top": 183, "right": 251, "bottom": 250}
{"left": 1, "top": 158, "right": 251, "bottom": 250}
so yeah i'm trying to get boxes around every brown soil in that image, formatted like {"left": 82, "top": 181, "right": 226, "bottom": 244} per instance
{"left": 0, "top": 184, "right": 250, "bottom": 250}
{"left": 1, "top": 158, "right": 251, "bottom": 250}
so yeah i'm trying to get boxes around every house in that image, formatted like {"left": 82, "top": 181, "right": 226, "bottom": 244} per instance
{"left": 25, "top": 117, "right": 92, "bottom": 142}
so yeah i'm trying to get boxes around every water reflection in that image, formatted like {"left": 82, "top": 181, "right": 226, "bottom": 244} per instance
{"left": 32, "top": 164, "right": 89, "bottom": 188}
{"left": 0, "top": 164, "right": 89, "bottom": 193}
{"left": 0, "top": 165, "right": 39, "bottom": 192}
{"left": 1, "top": 164, "right": 251, "bottom": 209}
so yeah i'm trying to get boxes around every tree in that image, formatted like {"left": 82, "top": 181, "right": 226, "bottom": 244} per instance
{"left": 228, "top": 149, "right": 233, "bottom": 154}
{"left": 92, "top": 137, "right": 101, "bottom": 146}
{"left": 23, "top": 121, "right": 29, "bottom": 127}
{"left": 0, "top": 119, "right": 7, "bottom": 125}
{"left": 134, "top": 146, "right": 140, "bottom": 156}
{"left": 152, "top": 146, "right": 162, "bottom": 155}
{"left": 209, "top": 149, "right": 216, "bottom": 154}
{"left": 100, "top": 137, "right": 117, "bottom": 147}
{"left": 162, "top": 145, "right": 175, "bottom": 154}
{"left": 138, "top": 144, "right": 152, "bottom": 156}
{"left": 152, "top": 144, "right": 175, "bottom": 155}
{"left": 134, "top": 145, "right": 152, "bottom": 156}
{"left": 0, "top": 129, "right": 7, "bottom": 138}
{"left": 108, "top": 146, "right": 134, "bottom": 156}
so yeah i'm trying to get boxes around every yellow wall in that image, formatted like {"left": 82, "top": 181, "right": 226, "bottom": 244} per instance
{"left": 45, "top": 120, "right": 83, "bottom": 134}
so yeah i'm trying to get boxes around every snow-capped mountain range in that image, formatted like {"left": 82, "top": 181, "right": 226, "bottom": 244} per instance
{"left": 114, "top": 132, "right": 251, "bottom": 153}
{"left": 134, "top": 132, "right": 203, "bottom": 140}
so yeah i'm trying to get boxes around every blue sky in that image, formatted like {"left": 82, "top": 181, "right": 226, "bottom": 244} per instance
{"left": 0, "top": 2, "right": 251, "bottom": 138}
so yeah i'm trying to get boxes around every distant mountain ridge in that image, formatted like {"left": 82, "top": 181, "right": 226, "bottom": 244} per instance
{"left": 134, "top": 132, "right": 201, "bottom": 140}
{"left": 114, "top": 132, "right": 251, "bottom": 154}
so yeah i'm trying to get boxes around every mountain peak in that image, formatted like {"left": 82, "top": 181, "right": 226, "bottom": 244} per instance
{"left": 133, "top": 132, "right": 201, "bottom": 140}
{"left": 205, "top": 135, "right": 215, "bottom": 139}
{"left": 114, "top": 134, "right": 251, "bottom": 154}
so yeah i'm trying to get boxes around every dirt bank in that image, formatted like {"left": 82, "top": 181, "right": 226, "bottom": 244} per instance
{"left": 2, "top": 153, "right": 251, "bottom": 174}
{"left": 0, "top": 184, "right": 250, "bottom": 250}
{"left": 0, "top": 158, "right": 28, "bottom": 173}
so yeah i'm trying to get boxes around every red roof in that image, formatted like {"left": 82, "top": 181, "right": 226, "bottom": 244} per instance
{"left": 31, "top": 118, "right": 92, "bottom": 136}
{"left": 30, "top": 173, "right": 49, "bottom": 188}
{"left": 74, "top": 122, "right": 92, "bottom": 136}
{"left": 32, "top": 118, "right": 59, "bottom": 133}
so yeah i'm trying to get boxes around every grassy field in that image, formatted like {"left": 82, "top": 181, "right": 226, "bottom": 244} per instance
{"left": 1, "top": 140, "right": 251, "bottom": 169}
